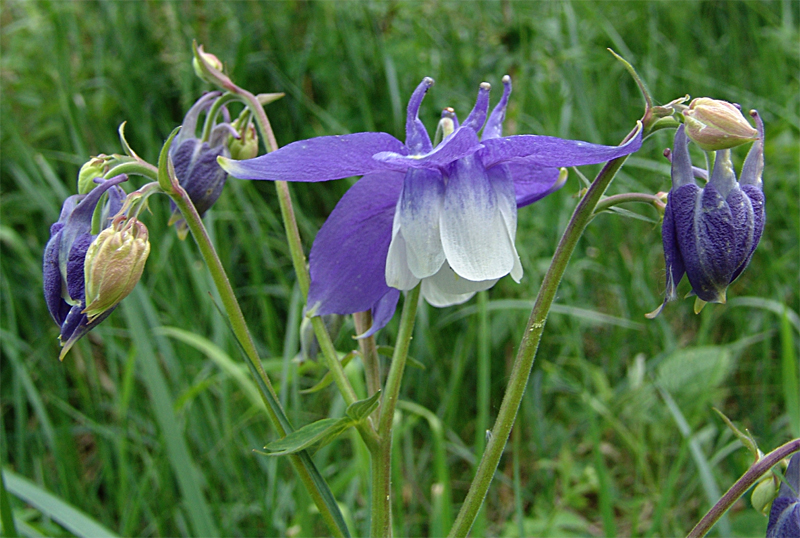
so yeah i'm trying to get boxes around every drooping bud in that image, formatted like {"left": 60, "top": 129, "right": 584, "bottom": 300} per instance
{"left": 83, "top": 215, "right": 150, "bottom": 322}
{"left": 682, "top": 98, "right": 758, "bottom": 151}
{"left": 648, "top": 114, "right": 765, "bottom": 318}
{"left": 42, "top": 175, "right": 129, "bottom": 360}
{"left": 168, "top": 92, "right": 235, "bottom": 238}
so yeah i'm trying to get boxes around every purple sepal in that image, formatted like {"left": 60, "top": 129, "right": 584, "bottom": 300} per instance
{"left": 372, "top": 127, "right": 481, "bottom": 170}
{"left": 507, "top": 164, "right": 566, "bottom": 208}
{"left": 732, "top": 185, "right": 765, "bottom": 282}
{"left": 661, "top": 191, "right": 686, "bottom": 303}
{"left": 673, "top": 182, "right": 736, "bottom": 303}
{"left": 307, "top": 171, "right": 404, "bottom": 321}
{"left": 43, "top": 231, "right": 68, "bottom": 325}
{"left": 172, "top": 138, "right": 230, "bottom": 216}
{"left": 222, "top": 133, "right": 408, "bottom": 181}
{"left": 357, "top": 289, "right": 401, "bottom": 338}
{"left": 478, "top": 125, "right": 642, "bottom": 169}
{"left": 66, "top": 233, "right": 93, "bottom": 303}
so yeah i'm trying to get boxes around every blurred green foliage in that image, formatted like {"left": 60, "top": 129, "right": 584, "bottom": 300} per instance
{"left": 1, "top": 1, "right": 797, "bottom": 536}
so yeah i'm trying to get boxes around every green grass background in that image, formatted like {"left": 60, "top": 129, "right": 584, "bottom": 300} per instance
{"left": 1, "top": 1, "right": 798, "bottom": 536}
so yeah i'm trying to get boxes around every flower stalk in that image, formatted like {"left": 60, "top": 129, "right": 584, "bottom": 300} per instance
{"left": 448, "top": 122, "right": 642, "bottom": 537}
{"left": 687, "top": 438, "right": 800, "bottom": 538}
{"left": 162, "top": 133, "right": 351, "bottom": 537}
{"left": 372, "top": 284, "right": 421, "bottom": 538}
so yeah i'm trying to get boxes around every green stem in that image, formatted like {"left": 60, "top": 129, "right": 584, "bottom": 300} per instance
{"left": 473, "top": 290, "right": 490, "bottom": 537}
{"left": 168, "top": 182, "right": 350, "bottom": 538}
{"left": 241, "top": 85, "right": 376, "bottom": 449}
{"left": 687, "top": 438, "right": 800, "bottom": 538}
{"left": 593, "top": 192, "right": 665, "bottom": 214}
{"left": 372, "top": 285, "right": 421, "bottom": 538}
{"left": 448, "top": 124, "right": 641, "bottom": 537}
{"left": 103, "top": 161, "right": 158, "bottom": 182}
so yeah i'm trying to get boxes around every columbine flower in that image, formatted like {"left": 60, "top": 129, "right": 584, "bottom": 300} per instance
{"left": 169, "top": 91, "right": 236, "bottom": 238}
{"left": 43, "top": 174, "right": 128, "bottom": 359}
{"left": 767, "top": 452, "right": 800, "bottom": 538}
{"left": 221, "top": 77, "right": 642, "bottom": 334}
{"left": 650, "top": 112, "right": 765, "bottom": 317}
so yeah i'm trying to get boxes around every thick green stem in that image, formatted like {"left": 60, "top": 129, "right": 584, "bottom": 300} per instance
{"left": 372, "top": 285, "right": 421, "bottom": 538}
{"left": 448, "top": 125, "right": 640, "bottom": 537}
{"left": 687, "top": 438, "right": 800, "bottom": 538}
{"left": 169, "top": 183, "right": 349, "bottom": 538}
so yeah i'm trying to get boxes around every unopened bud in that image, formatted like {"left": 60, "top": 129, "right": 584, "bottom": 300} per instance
{"left": 193, "top": 48, "right": 224, "bottom": 85}
{"left": 78, "top": 156, "right": 112, "bottom": 195}
{"left": 682, "top": 98, "right": 758, "bottom": 151}
{"left": 229, "top": 122, "right": 259, "bottom": 161}
{"left": 751, "top": 475, "right": 778, "bottom": 515}
{"left": 83, "top": 216, "right": 150, "bottom": 322}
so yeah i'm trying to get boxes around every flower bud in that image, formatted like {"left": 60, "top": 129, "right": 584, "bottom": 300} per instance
{"left": 169, "top": 92, "right": 235, "bottom": 238}
{"left": 649, "top": 112, "right": 765, "bottom": 318}
{"left": 229, "top": 121, "right": 259, "bottom": 161}
{"left": 42, "top": 175, "right": 129, "bottom": 360}
{"left": 193, "top": 48, "right": 224, "bottom": 84}
{"left": 83, "top": 216, "right": 150, "bottom": 322}
{"left": 682, "top": 98, "right": 758, "bottom": 151}
{"left": 77, "top": 155, "right": 112, "bottom": 195}
{"left": 752, "top": 475, "right": 779, "bottom": 516}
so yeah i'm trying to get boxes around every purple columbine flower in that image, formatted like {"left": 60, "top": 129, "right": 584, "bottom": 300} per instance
{"left": 651, "top": 113, "right": 765, "bottom": 316}
{"left": 169, "top": 91, "right": 236, "bottom": 237}
{"left": 43, "top": 174, "right": 128, "bottom": 359}
{"left": 221, "top": 77, "right": 642, "bottom": 335}
{"left": 767, "top": 452, "right": 800, "bottom": 538}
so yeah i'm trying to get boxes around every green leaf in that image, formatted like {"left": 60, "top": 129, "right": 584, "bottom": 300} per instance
{"left": 300, "top": 351, "right": 358, "bottom": 394}
{"left": 263, "top": 417, "right": 354, "bottom": 456}
{"left": 2, "top": 469, "right": 120, "bottom": 538}
{"left": 346, "top": 390, "right": 382, "bottom": 422}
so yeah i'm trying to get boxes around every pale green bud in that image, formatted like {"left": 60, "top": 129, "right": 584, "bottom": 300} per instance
{"left": 78, "top": 155, "right": 112, "bottom": 195}
{"left": 682, "top": 98, "right": 758, "bottom": 151}
{"left": 229, "top": 122, "right": 259, "bottom": 161}
{"left": 751, "top": 475, "right": 778, "bottom": 515}
{"left": 83, "top": 216, "right": 150, "bottom": 322}
{"left": 193, "top": 48, "right": 224, "bottom": 84}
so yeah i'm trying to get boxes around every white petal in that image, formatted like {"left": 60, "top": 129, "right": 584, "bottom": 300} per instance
{"left": 489, "top": 164, "right": 524, "bottom": 283}
{"left": 420, "top": 262, "right": 497, "bottom": 307}
{"left": 440, "top": 155, "right": 516, "bottom": 281}
{"left": 397, "top": 168, "right": 446, "bottom": 278}
{"left": 385, "top": 227, "right": 420, "bottom": 291}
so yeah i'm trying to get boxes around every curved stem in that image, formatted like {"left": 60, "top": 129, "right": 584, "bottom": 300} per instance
{"left": 372, "top": 285, "right": 421, "bottom": 538}
{"left": 448, "top": 125, "right": 640, "bottom": 537}
{"left": 687, "top": 438, "right": 800, "bottom": 538}
{"left": 169, "top": 181, "right": 350, "bottom": 538}
{"left": 103, "top": 161, "right": 158, "bottom": 182}
{"left": 594, "top": 192, "right": 666, "bottom": 214}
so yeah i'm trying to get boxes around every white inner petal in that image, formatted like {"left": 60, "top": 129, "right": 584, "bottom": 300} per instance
{"left": 420, "top": 262, "right": 498, "bottom": 307}
{"left": 490, "top": 165, "right": 524, "bottom": 283}
{"left": 397, "top": 170, "right": 446, "bottom": 278}
{"left": 440, "top": 157, "right": 516, "bottom": 281}
{"left": 385, "top": 227, "right": 421, "bottom": 291}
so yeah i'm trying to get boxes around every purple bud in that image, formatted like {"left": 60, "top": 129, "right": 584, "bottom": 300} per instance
{"left": 652, "top": 118, "right": 765, "bottom": 316}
